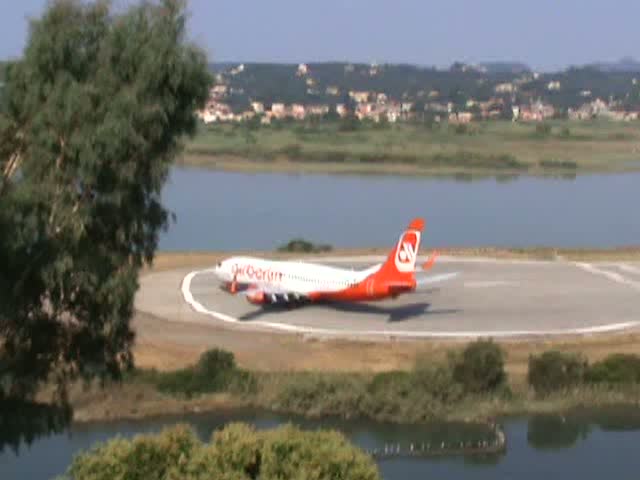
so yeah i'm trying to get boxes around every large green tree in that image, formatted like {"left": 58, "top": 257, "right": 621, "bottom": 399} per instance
{"left": 0, "top": 0, "right": 211, "bottom": 401}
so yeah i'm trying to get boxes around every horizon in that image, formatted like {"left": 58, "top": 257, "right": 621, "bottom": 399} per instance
{"left": 1, "top": 1, "right": 640, "bottom": 72}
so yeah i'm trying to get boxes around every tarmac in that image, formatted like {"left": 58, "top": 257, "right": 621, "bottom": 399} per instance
{"left": 136, "top": 256, "right": 640, "bottom": 340}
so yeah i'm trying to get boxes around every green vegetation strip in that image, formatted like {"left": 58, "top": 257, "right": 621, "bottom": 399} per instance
{"left": 183, "top": 120, "right": 640, "bottom": 175}
{"left": 127, "top": 341, "right": 640, "bottom": 424}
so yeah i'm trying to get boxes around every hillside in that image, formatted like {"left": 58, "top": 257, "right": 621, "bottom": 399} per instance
{"left": 210, "top": 61, "right": 640, "bottom": 112}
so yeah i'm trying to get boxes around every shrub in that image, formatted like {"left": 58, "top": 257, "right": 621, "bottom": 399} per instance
{"left": 338, "top": 115, "right": 360, "bottom": 132}
{"left": 585, "top": 354, "right": 640, "bottom": 385}
{"left": 277, "top": 238, "right": 332, "bottom": 253}
{"left": 271, "top": 373, "right": 366, "bottom": 417}
{"left": 67, "top": 424, "right": 199, "bottom": 480}
{"left": 451, "top": 339, "right": 507, "bottom": 394}
{"left": 535, "top": 123, "right": 552, "bottom": 136}
{"left": 154, "top": 349, "right": 255, "bottom": 398}
{"left": 528, "top": 351, "right": 587, "bottom": 395}
{"left": 279, "top": 143, "right": 302, "bottom": 158}
{"left": 67, "top": 424, "right": 380, "bottom": 480}
{"left": 539, "top": 159, "right": 578, "bottom": 169}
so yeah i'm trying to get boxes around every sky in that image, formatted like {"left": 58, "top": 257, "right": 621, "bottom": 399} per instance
{"left": 1, "top": 0, "right": 639, "bottom": 71}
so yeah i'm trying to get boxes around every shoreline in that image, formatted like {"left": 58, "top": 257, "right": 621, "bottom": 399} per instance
{"left": 66, "top": 380, "right": 640, "bottom": 426}
{"left": 177, "top": 154, "right": 640, "bottom": 178}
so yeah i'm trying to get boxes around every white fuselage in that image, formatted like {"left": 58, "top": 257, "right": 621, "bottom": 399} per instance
{"left": 214, "top": 256, "right": 381, "bottom": 294}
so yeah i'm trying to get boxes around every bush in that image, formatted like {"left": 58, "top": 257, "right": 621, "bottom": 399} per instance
{"left": 155, "top": 349, "right": 255, "bottom": 398}
{"left": 538, "top": 159, "right": 578, "bottom": 169}
{"left": 528, "top": 351, "right": 587, "bottom": 395}
{"left": 338, "top": 115, "right": 360, "bottom": 132}
{"left": 585, "top": 354, "right": 640, "bottom": 384}
{"left": 451, "top": 340, "right": 507, "bottom": 394}
{"left": 66, "top": 424, "right": 380, "bottom": 480}
{"left": 277, "top": 238, "right": 332, "bottom": 253}
{"left": 67, "top": 424, "right": 199, "bottom": 480}
{"left": 535, "top": 123, "right": 552, "bottom": 136}
{"left": 279, "top": 143, "right": 302, "bottom": 158}
{"left": 271, "top": 373, "right": 366, "bottom": 417}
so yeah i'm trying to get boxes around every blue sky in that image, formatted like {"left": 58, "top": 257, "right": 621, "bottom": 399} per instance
{"left": 2, "top": 0, "right": 639, "bottom": 71}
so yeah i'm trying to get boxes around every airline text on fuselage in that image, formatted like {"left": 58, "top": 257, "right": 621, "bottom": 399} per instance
{"left": 232, "top": 263, "right": 284, "bottom": 282}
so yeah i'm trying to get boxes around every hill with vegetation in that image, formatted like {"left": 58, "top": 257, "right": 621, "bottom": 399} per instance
{"left": 210, "top": 61, "right": 640, "bottom": 112}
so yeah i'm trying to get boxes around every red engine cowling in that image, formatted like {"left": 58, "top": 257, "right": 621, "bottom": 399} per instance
{"left": 246, "top": 290, "right": 266, "bottom": 305}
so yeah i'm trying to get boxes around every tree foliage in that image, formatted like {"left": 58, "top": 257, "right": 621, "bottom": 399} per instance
{"left": 66, "top": 423, "right": 380, "bottom": 480}
{"left": 585, "top": 353, "right": 640, "bottom": 384}
{"left": 0, "top": 0, "right": 211, "bottom": 401}
{"left": 451, "top": 339, "right": 507, "bottom": 394}
{"left": 527, "top": 351, "right": 587, "bottom": 396}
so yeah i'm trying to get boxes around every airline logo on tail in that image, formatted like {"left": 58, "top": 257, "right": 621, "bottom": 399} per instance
{"left": 394, "top": 230, "right": 420, "bottom": 272}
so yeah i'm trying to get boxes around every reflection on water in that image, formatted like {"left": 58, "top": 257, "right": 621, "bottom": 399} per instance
{"left": 528, "top": 406, "right": 640, "bottom": 450}
{"left": 0, "top": 400, "right": 71, "bottom": 455}
{"left": 159, "top": 168, "right": 640, "bottom": 251}
{"left": 2, "top": 406, "right": 640, "bottom": 479}
{"left": 528, "top": 415, "right": 591, "bottom": 450}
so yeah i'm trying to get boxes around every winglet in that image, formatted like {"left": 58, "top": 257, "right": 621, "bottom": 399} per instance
{"left": 421, "top": 250, "right": 439, "bottom": 271}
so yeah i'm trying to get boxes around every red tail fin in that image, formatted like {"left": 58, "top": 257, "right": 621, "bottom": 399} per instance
{"left": 375, "top": 218, "right": 425, "bottom": 281}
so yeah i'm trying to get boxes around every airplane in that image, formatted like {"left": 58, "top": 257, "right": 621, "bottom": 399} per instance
{"left": 212, "top": 218, "right": 459, "bottom": 306}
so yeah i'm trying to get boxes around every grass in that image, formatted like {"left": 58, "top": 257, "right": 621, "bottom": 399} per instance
{"left": 65, "top": 339, "right": 640, "bottom": 425}
{"left": 181, "top": 120, "right": 640, "bottom": 176}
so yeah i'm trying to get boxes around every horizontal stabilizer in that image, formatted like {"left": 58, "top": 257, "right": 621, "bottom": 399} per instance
{"left": 415, "top": 272, "right": 460, "bottom": 288}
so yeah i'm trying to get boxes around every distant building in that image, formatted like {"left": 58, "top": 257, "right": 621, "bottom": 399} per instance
{"left": 210, "top": 84, "right": 228, "bottom": 97}
{"left": 449, "top": 112, "right": 473, "bottom": 124}
{"left": 291, "top": 104, "right": 306, "bottom": 120}
{"left": 297, "top": 63, "right": 309, "bottom": 76}
{"left": 494, "top": 83, "right": 515, "bottom": 94}
{"left": 547, "top": 80, "right": 561, "bottom": 91}
{"left": 349, "top": 90, "right": 371, "bottom": 103}
{"left": 271, "top": 103, "right": 286, "bottom": 119}
{"left": 516, "top": 100, "right": 555, "bottom": 122}
{"left": 229, "top": 64, "right": 245, "bottom": 75}
{"left": 251, "top": 102, "right": 265, "bottom": 114}
{"left": 307, "top": 104, "right": 330, "bottom": 116}
{"left": 325, "top": 85, "right": 340, "bottom": 96}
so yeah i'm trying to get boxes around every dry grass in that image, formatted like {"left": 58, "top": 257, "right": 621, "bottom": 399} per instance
{"left": 131, "top": 310, "right": 640, "bottom": 390}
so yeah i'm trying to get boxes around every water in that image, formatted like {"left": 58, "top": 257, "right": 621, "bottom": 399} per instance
{"left": 2, "top": 407, "right": 640, "bottom": 479}
{"left": 159, "top": 168, "right": 640, "bottom": 251}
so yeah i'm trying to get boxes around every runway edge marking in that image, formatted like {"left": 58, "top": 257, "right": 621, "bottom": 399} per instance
{"left": 181, "top": 269, "right": 640, "bottom": 339}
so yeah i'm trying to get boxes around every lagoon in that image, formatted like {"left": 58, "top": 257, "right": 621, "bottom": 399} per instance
{"left": 159, "top": 168, "right": 640, "bottom": 251}
{"left": 2, "top": 408, "right": 640, "bottom": 479}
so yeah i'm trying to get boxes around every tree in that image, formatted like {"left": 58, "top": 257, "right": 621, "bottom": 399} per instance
{"left": 0, "top": 0, "right": 211, "bottom": 401}
{"left": 66, "top": 423, "right": 381, "bottom": 480}
{"left": 451, "top": 339, "right": 507, "bottom": 394}
{"left": 527, "top": 351, "right": 587, "bottom": 396}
